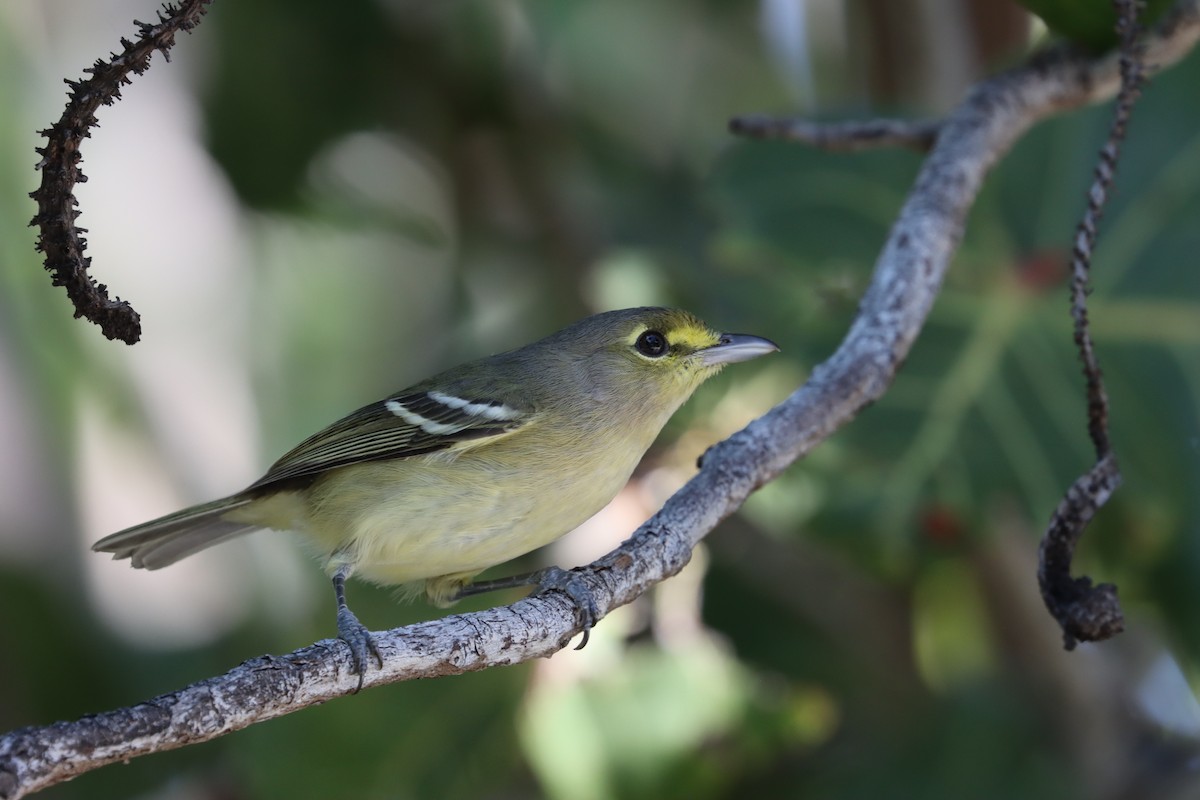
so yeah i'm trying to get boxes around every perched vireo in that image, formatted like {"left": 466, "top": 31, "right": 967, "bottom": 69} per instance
{"left": 94, "top": 307, "right": 777, "bottom": 684}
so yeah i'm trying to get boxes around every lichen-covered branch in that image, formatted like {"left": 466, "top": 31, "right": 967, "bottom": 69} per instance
{"left": 28, "top": 0, "right": 214, "bottom": 345}
{"left": 4, "top": 1, "right": 1199, "bottom": 797}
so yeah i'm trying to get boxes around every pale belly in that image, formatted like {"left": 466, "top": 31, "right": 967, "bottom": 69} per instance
{"left": 286, "top": 434, "right": 646, "bottom": 590}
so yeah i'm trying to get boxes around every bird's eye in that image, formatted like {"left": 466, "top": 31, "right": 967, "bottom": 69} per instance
{"left": 635, "top": 330, "right": 669, "bottom": 357}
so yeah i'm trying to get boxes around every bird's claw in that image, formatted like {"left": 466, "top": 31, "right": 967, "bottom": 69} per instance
{"left": 535, "top": 566, "right": 599, "bottom": 650}
{"left": 336, "top": 606, "right": 382, "bottom": 692}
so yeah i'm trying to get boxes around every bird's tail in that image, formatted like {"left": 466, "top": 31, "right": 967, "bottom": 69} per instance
{"left": 92, "top": 495, "right": 260, "bottom": 570}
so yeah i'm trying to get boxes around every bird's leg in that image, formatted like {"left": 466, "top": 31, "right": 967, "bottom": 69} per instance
{"left": 332, "top": 564, "right": 382, "bottom": 691}
{"left": 453, "top": 566, "right": 599, "bottom": 650}
{"left": 452, "top": 570, "right": 542, "bottom": 596}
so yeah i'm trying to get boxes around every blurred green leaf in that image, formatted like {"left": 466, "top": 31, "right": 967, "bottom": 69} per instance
{"left": 1016, "top": 0, "right": 1174, "bottom": 51}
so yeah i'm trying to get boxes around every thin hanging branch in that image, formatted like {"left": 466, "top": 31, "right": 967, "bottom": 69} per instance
{"left": 1036, "top": 0, "right": 1148, "bottom": 649}
{"left": 28, "top": 0, "right": 214, "bottom": 345}
{"left": 3, "top": 2, "right": 1199, "bottom": 798}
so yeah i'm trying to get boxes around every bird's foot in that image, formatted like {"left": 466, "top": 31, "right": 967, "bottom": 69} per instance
{"left": 534, "top": 566, "right": 599, "bottom": 650}
{"left": 336, "top": 605, "right": 383, "bottom": 692}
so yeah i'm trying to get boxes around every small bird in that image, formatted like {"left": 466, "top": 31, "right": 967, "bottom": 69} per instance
{"left": 93, "top": 307, "right": 778, "bottom": 685}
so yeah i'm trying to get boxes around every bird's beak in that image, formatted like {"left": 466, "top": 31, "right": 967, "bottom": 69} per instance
{"left": 698, "top": 333, "right": 780, "bottom": 367}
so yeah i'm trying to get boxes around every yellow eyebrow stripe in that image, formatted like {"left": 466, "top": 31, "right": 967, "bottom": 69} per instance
{"left": 670, "top": 326, "right": 721, "bottom": 351}
{"left": 625, "top": 323, "right": 720, "bottom": 353}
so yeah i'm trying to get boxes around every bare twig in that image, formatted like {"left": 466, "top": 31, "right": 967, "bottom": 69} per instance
{"left": 28, "top": 0, "right": 214, "bottom": 345}
{"left": 1036, "top": 0, "right": 1147, "bottom": 650}
{"left": 1038, "top": 455, "right": 1125, "bottom": 647}
{"left": 3, "top": 2, "right": 1199, "bottom": 797}
{"left": 729, "top": 115, "right": 941, "bottom": 152}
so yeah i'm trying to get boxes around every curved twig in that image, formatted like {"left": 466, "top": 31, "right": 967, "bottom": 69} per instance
{"left": 1036, "top": 0, "right": 1147, "bottom": 649}
{"left": 28, "top": 0, "right": 214, "bottom": 345}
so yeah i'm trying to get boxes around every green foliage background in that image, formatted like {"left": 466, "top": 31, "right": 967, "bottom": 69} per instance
{"left": 1, "top": 1, "right": 1198, "bottom": 798}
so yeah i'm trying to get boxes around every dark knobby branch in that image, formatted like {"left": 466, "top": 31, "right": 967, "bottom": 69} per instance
{"left": 3, "top": 2, "right": 1199, "bottom": 797}
{"left": 728, "top": 115, "right": 941, "bottom": 153}
{"left": 1037, "top": 0, "right": 1147, "bottom": 649}
{"left": 28, "top": 0, "right": 214, "bottom": 345}
{"left": 1038, "top": 454, "right": 1124, "bottom": 647}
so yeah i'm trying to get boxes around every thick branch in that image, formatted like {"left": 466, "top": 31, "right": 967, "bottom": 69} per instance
{"left": 4, "top": 2, "right": 1199, "bottom": 797}
{"left": 28, "top": 0, "right": 213, "bottom": 345}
